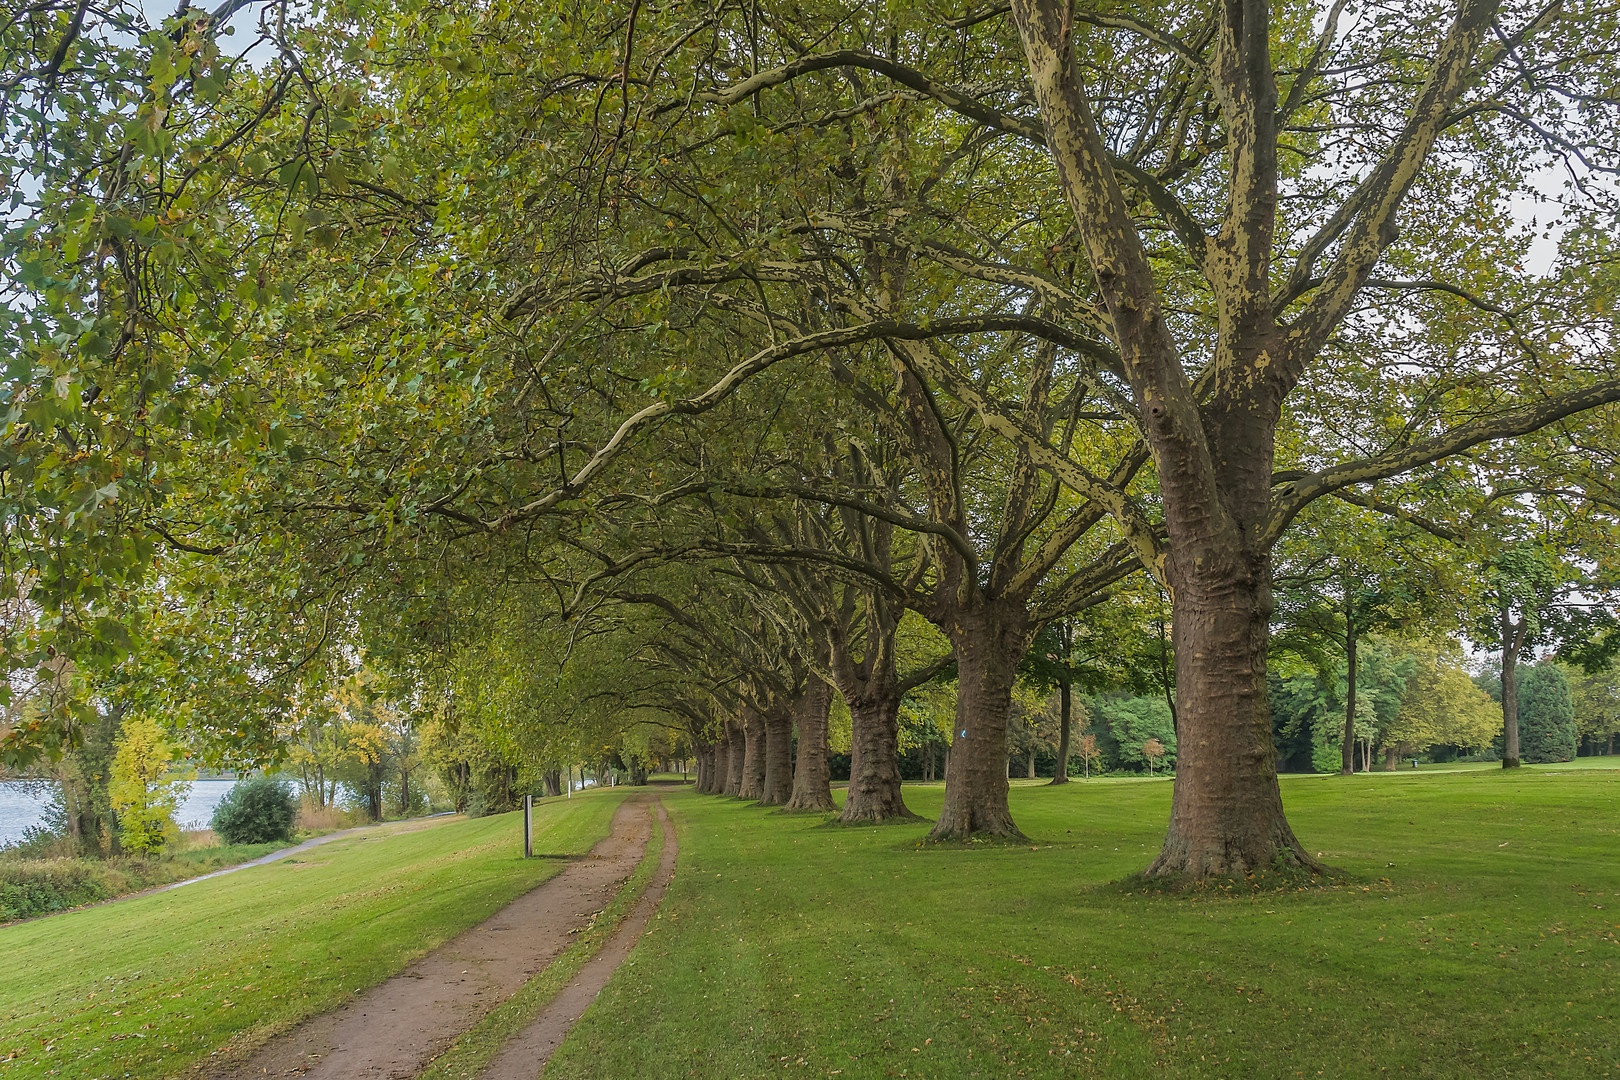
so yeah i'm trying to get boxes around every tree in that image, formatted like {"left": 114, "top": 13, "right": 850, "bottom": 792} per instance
{"left": 1518, "top": 663, "right": 1578, "bottom": 764}
{"left": 1143, "top": 738, "right": 1167, "bottom": 777}
{"left": 1075, "top": 733, "right": 1102, "bottom": 780}
{"left": 108, "top": 716, "right": 191, "bottom": 855}
{"left": 1471, "top": 542, "right": 1615, "bottom": 768}
{"left": 1568, "top": 664, "right": 1620, "bottom": 755}
{"left": 1386, "top": 638, "right": 1501, "bottom": 762}
{"left": 1086, "top": 695, "right": 1177, "bottom": 774}
{"left": 11, "top": 0, "right": 1620, "bottom": 885}
{"left": 1023, "top": 608, "right": 1133, "bottom": 785}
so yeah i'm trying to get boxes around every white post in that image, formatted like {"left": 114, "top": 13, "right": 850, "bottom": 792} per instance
{"left": 523, "top": 795, "right": 533, "bottom": 858}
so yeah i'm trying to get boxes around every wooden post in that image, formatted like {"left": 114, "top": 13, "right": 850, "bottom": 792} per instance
{"left": 523, "top": 795, "right": 533, "bottom": 858}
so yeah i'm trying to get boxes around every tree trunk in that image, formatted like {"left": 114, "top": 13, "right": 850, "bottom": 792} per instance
{"left": 542, "top": 770, "right": 562, "bottom": 798}
{"left": 1027, "top": 745, "right": 1037, "bottom": 779}
{"left": 840, "top": 695, "right": 917, "bottom": 823}
{"left": 1383, "top": 746, "right": 1400, "bottom": 771}
{"left": 786, "top": 676, "right": 836, "bottom": 811}
{"left": 1341, "top": 590, "right": 1358, "bottom": 776}
{"left": 739, "top": 706, "right": 767, "bottom": 801}
{"left": 723, "top": 719, "right": 746, "bottom": 796}
{"left": 1049, "top": 677, "right": 1072, "bottom": 785}
{"left": 710, "top": 733, "right": 731, "bottom": 795}
{"left": 1146, "top": 551, "right": 1321, "bottom": 879}
{"left": 928, "top": 600, "right": 1028, "bottom": 840}
{"left": 759, "top": 701, "right": 794, "bottom": 806}
{"left": 1501, "top": 606, "right": 1524, "bottom": 768}
{"left": 695, "top": 744, "right": 716, "bottom": 794}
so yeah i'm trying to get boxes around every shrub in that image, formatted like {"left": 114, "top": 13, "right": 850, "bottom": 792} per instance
{"left": 0, "top": 859, "right": 115, "bottom": 920}
{"left": 1519, "top": 663, "right": 1578, "bottom": 764}
{"left": 210, "top": 776, "right": 298, "bottom": 845}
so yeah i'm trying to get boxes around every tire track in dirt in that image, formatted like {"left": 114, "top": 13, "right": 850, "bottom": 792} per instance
{"left": 203, "top": 794, "right": 658, "bottom": 1080}
{"left": 476, "top": 798, "right": 678, "bottom": 1080}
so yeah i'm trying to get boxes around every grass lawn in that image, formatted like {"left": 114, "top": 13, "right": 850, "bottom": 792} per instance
{"left": 547, "top": 768, "right": 1620, "bottom": 1080}
{"left": 0, "top": 788, "right": 628, "bottom": 1079}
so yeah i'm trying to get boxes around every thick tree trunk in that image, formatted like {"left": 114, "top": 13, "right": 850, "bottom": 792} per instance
{"left": 928, "top": 600, "right": 1028, "bottom": 840}
{"left": 542, "top": 770, "right": 562, "bottom": 798}
{"left": 1383, "top": 746, "right": 1400, "bottom": 771}
{"left": 700, "top": 743, "right": 718, "bottom": 793}
{"left": 1501, "top": 607, "right": 1523, "bottom": 768}
{"left": 739, "top": 706, "right": 767, "bottom": 801}
{"left": 786, "top": 677, "right": 836, "bottom": 811}
{"left": 840, "top": 695, "right": 917, "bottom": 823}
{"left": 1147, "top": 552, "right": 1321, "bottom": 879}
{"left": 759, "top": 702, "right": 794, "bottom": 806}
{"left": 710, "top": 732, "right": 730, "bottom": 795}
{"left": 723, "top": 719, "right": 746, "bottom": 796}
{"left": 1050, "top": 679, "right": 1071, "bottom": 785}
{"left": 1027, "top": 746, "right": 1037, "bottom": 779}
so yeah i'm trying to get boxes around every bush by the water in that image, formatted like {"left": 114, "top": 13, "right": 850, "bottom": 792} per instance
{"left": 210, "top": 776, "right": 298, "bottom": 845}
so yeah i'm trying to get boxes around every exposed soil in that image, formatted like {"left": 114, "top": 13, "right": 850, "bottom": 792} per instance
{"left": 203, "top": 794, "right": 661, "bottom": 1079}
{"left": 478, "top": 799, "right": 679, "bottom": 1079}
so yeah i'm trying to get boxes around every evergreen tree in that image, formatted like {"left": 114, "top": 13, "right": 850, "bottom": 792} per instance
{"left": 1518, "top": 664, "right": 1578, "bottom": 764}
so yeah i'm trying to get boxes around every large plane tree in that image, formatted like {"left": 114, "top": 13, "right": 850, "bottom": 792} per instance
{"left": 7, "top": 0, "right": 1620, "bottom": 882}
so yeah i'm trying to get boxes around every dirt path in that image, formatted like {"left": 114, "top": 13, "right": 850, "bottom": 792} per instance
{"left": 204, "top": 794, "right": 660, "bottom": 1079}
{"left": 478, "top": 798, "right": 679, "bottom": 1080}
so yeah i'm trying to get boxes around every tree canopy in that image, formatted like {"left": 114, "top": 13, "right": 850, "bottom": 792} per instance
{"left": 4, "top": 0, "right": 1620, "bottom": 880}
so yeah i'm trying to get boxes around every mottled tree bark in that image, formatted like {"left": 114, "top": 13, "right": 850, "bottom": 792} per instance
{"left": 723, "top": 719, "right": 746, "bottom": 796}
{"left": 739, "top": 705, "right": 767, "bottom": 801}
{"left": 786, "top": 676, "right": 836, "bottom": 811}
{"left": 1146, "top": 552, "right": 1319, "bottom": 878}
{"left": 840, "top": 695, "right": 917, "bottom": 823}
{"left": 759, "top": 700, "right": 795, "bottom": 806}
{"left": 928, "top": 600, "right": 1029, "bottom": 840}
{"left": 712, "top": 728, "right": 732, "bottom": 795}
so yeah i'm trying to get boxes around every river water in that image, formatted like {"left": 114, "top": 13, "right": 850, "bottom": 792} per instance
{"left": 0, "top": 778, "right": 241, "bottom": 846}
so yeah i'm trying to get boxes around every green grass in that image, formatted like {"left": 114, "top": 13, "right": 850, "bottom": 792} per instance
{"left": 547, "top": 768, "right": 1620, "bottom": 1080}
{"left": 418, "top": 805, "right": 667, "bottom": 1080}
{"left": 0, "top": 788, "right": 628, "bottom": 1079}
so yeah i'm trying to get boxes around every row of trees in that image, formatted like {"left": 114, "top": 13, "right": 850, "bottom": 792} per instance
{"left": 4, "top": 0, "right": 1620, "bottom": 881}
